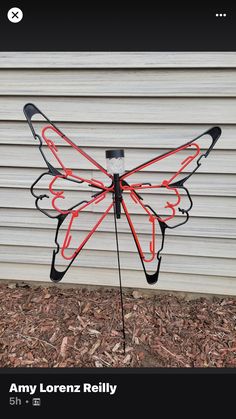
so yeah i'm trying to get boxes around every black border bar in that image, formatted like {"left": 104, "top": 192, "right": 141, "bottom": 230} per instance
{"left": 0, "top": 5, "right": 235, "bottom": 51}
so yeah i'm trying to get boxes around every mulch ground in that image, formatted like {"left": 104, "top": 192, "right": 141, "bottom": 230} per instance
{"left": 0, "top": 283, "right": 235, "bottom": 368}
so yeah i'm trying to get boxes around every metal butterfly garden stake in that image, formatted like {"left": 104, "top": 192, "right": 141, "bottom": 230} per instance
{"left": 24, "top": 103, "right": 221, "bottom": 351}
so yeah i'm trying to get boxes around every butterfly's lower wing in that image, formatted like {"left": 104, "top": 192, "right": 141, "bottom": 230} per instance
{"left": 51, "top": 191, "right": 113, "bottom": 282}
{"left": 122, "top": 191, "right": 167, "bottom": 284}
{"left": 121, "top": 127, "right": 222, "bottom": 284}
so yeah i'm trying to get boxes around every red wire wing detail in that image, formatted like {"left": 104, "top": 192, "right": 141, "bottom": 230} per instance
{"left": 121, "top": 142, "right": 200, "bottom": 180}
{"left": 42, "top": 125, "right": 111, "bottom": 179}
{"left": 61, "top": 192, "right": 113, "bottom": 260}
{"left": 40, "top": 125, "right": 114, "bottom": 262}
{"left": 121, "top": 142, "right": 201, "bottom": 225}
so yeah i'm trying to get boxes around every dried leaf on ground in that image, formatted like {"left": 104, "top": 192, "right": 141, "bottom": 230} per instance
{"left": 60, "top": 337, "right": 68, "bottom": 358}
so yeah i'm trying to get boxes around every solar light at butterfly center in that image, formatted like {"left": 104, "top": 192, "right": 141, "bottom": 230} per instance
{"left": 106, "top": 149, "right": 125, "bottom": 219}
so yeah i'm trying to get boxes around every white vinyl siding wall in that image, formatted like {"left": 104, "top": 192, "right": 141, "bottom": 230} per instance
{"left": 0, "top": 52, "right": 235, "bottom": 295}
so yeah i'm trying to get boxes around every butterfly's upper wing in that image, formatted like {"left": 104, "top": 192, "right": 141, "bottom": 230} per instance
{"left": 24, "top": 104, "right": 112, "bottom": 213}
{"left": 120, "top": 127, "right": 222, "bottom": 284}
{"left": 24, "top": 103, "right": 111, "bottom": 180}
{"left": 24, "top": 103, "right": 113, "bottom": 282}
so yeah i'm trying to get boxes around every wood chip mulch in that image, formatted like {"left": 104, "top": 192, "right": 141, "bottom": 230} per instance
{"left": 0, "top": 283, "right": 235, "bottom": 368}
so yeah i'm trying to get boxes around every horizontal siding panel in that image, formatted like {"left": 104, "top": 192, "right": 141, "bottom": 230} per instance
{"left": 1, "top": 52, "right": 236, "bottom": 69}
{"left": 0, "top": 228, "right": 235, "bottom": 259}
{"left": 1, "top": 146, "right": 234, "bottom": 173}
{"left": 1, "top": 188, "right": 235, "bottom": 218}
{"left": 1, "top": 262, "right": 236, "bottom": 296}
{"left": 1, "top": 69, "right": 236, "bottom": 97}
{"left": 1, "top": 168, "right": 235, "bottom": 197}
{"left": 0, "top": 246, "right": 235, "bottom": 278}
{"left": 0, "top": 209, "right": 234, "bottom": 239}
{"left": 0, "top": 97, "right": 236, "bottom": 123}
{"left": 0, "top": 122, "right": 233, "bottom": 150}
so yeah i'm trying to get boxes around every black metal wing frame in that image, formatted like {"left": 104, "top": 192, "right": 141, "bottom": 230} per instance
{"left": 120, "top": 126, "right": 222, "bottom": 284}
{"left": 24, "top": 103, "right": 108, "bottom": 282}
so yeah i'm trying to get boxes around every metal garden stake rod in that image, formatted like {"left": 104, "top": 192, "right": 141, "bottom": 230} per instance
{"left": 106, "top": 150, "right": 126, "bottom": 351}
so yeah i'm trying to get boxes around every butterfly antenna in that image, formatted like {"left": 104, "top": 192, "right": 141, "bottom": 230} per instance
{"left": 113, "top": 202, "right": 126, "bottom": 354}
